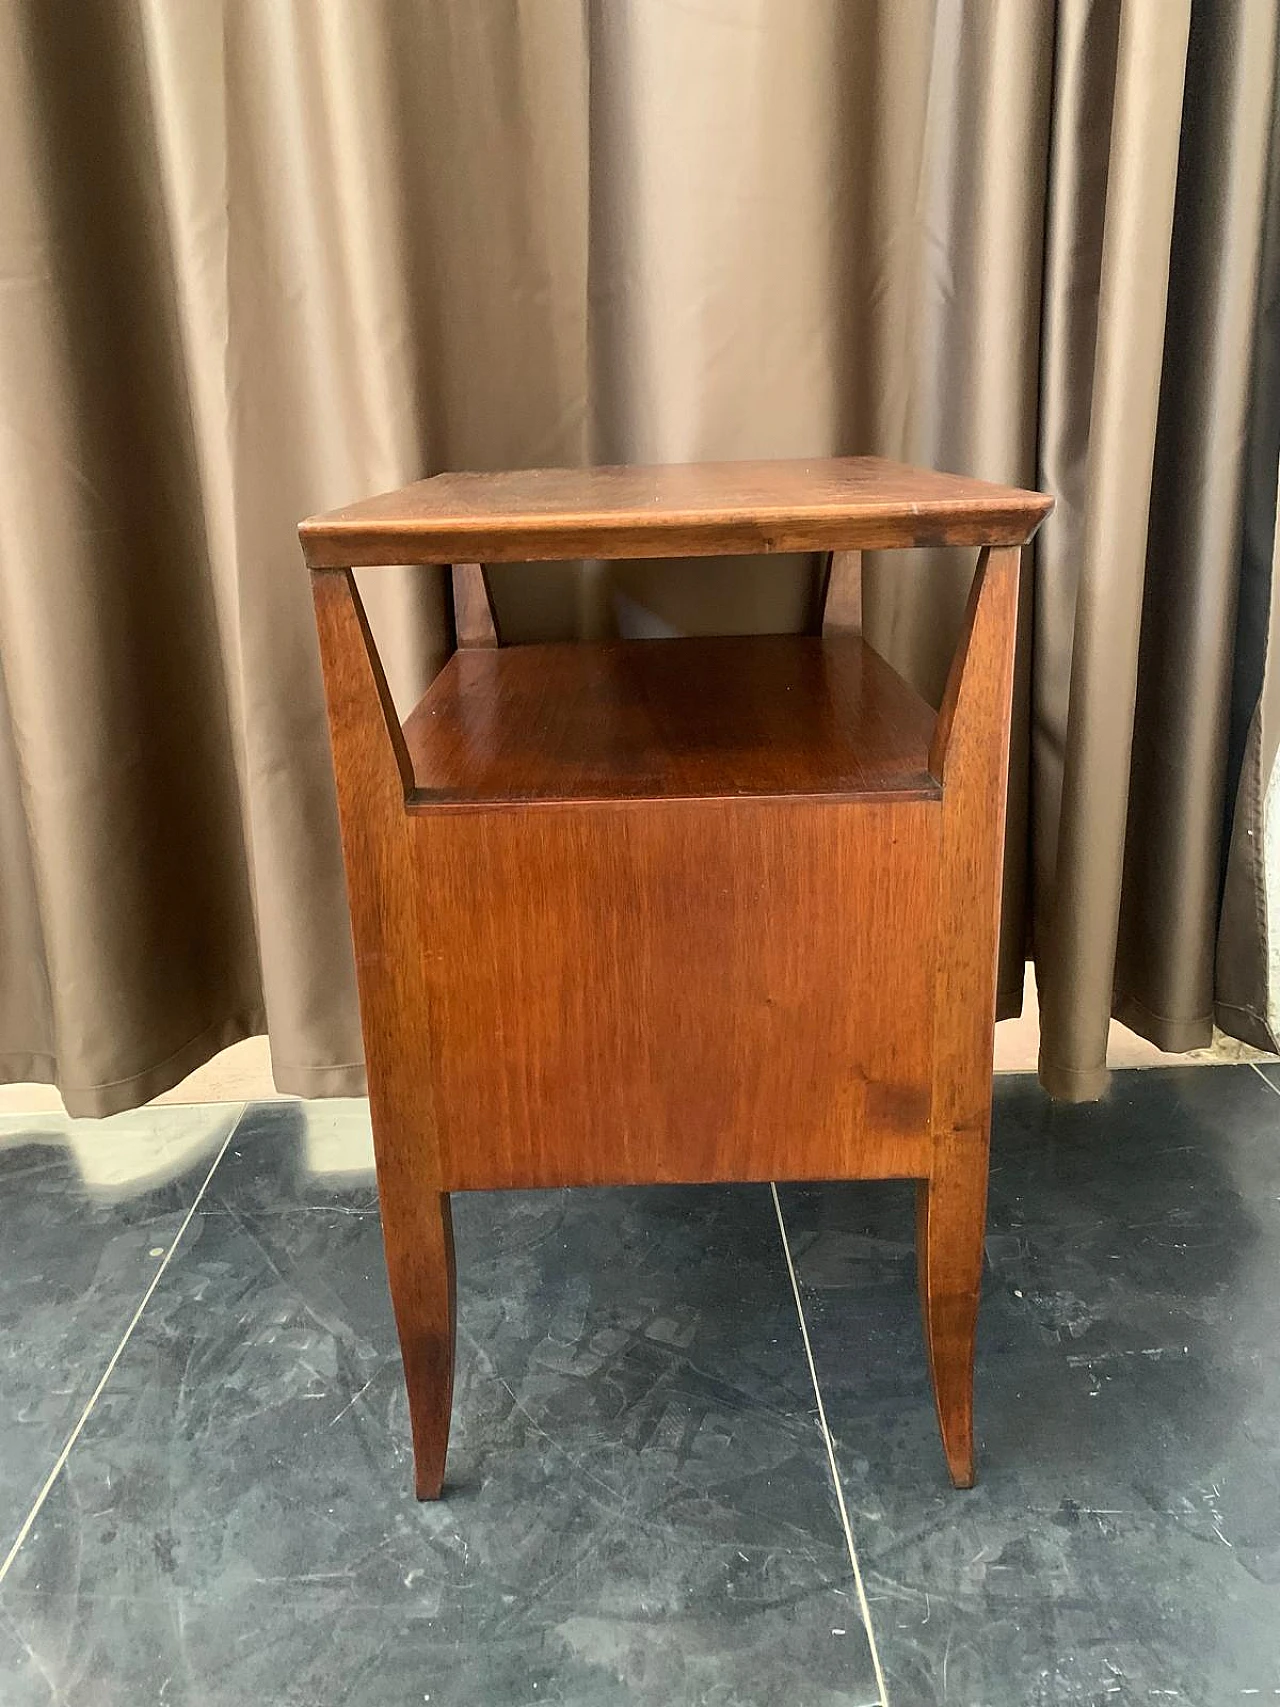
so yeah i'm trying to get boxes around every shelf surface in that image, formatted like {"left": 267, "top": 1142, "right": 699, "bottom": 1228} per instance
{"left": 301, "top": 455, "right": 1053, "bottom": 566}
{"left": 402, "top": 635, "right": 939, "bottom": 806}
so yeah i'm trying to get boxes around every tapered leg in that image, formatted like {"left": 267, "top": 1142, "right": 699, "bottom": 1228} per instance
{"left": 381, "top": 1189, "right": 456, "bottom": 1499}
{"left": 312, "top": 570, "right": 457, "bottom": 1497}
{"left": 916, "top": 1151, "right": 988, "bottom": 1488}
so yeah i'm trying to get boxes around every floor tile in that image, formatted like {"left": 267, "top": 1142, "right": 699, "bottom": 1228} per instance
{"left": 0, "top": 1106, "right": 240, "bottom": 1561}
{"left": 0, "top": 1603, "right": 51, "bottom": 1707}
{"left": 203, "top": 1098, "right": 377, "bottom": 1216}
{"left": 1, "top": 1124, "right": 879, "bottom": 1707}
{"left": 780, "top": 1067, "right": 1280, "bottom": 1705}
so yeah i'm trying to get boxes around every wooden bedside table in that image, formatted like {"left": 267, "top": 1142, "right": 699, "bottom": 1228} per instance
{"left": 300, "top": 457, "right": 1053, "bottom": 1496}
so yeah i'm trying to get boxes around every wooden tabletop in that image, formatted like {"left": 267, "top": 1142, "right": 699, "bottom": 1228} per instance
{"left": 300, "top": 457, "right": 1053, "bottom": 567}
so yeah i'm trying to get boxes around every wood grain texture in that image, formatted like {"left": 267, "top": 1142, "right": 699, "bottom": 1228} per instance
{"left": 450, "top": 562, "right": 498, "bottom": 648}
{"left": 401, "top": 636, "right": 937, "bottom": 805}
{"left": 921, "top": 546, "right": 1022, "bottom": 1486}
{"left": 300, "top": 456, "right": 1054, "bottom": 566}
{"left": 305, "top": 463, "right": 1051, "bottom": 1499}
{"left": 310, "top": 569, "right": 455, "bottom": 1499}
{"left": 819, "top": 550, "right": 863, "bottom": 637}
{"left": 413, "top": 796, "right": 938, "bottom": 1192}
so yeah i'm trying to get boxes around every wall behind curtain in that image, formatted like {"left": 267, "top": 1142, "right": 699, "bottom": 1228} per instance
{"left": 1, "top": 0, "right": 1277, "bottom": 1116}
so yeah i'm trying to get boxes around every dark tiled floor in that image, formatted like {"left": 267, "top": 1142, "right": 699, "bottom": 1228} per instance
{"left": 1, "top": 1070, "right": 1278, "bottom": 1704}
{"left": 0, "top": 1109, "right": 239, "bottom": 1555}
{"left": 0, "top": 1104, "right": 876, "bottom": 1706}
{"left": 782, "top": 1069, "right": 1280, "bottom": 1704}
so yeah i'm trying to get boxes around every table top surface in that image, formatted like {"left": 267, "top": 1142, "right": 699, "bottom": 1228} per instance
{"left": 301, "top": 456, "right": 1053, "bottom": 566}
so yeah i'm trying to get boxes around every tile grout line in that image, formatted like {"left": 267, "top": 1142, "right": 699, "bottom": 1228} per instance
{"left": 770, "top": 1182, "right": 889, "bottom": 1707}
{"left": 0, "top": 1109, "right": 242, "bottom": 1587}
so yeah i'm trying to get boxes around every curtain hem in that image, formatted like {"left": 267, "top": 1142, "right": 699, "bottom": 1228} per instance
{"left": 1037, "top": 1049, "right": 1109, "bottom": 1103}
{"left": 273, "top": 1059, "right": 368, "bottom": 1100}
{"left": 1213, "top": 998, "right": 1279, "bottom": 1053}
{"left": 1111, "top": 992, "right": 1213, "bottom": 1055}
{"left": 1, "top": 1006, "right": 267, "bottom": 1119}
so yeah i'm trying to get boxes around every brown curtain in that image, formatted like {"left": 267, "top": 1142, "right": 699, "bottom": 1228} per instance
{"left": 1, "top": 0, "right": 1277, "bottom": 1116}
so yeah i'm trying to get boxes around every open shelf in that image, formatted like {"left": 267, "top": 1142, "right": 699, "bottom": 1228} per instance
{"left": 401, "top": 634, "right": 939, "bottom": 807}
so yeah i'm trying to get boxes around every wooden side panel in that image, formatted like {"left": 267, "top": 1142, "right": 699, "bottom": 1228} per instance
{"left": 310, "top": 570, "right": 426, "bottom": 1115}
{"left": 412, "top": 795, "right": 940, "bottom": 1191}
{"left": 919, "top": 544, "right": 1022, "bottom": 1486}
{"left": 929, "top": 547, "right": 1021, "bottom": 1136}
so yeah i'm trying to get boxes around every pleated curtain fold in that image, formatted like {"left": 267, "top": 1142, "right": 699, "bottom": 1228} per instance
{"left": 1, "top": 0, "right": 1277, "bottom": 1116}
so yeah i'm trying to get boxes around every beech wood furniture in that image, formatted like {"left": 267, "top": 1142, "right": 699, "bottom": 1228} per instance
{"left": 301, "top": 457, "right": 1053, "bottom": 1496}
